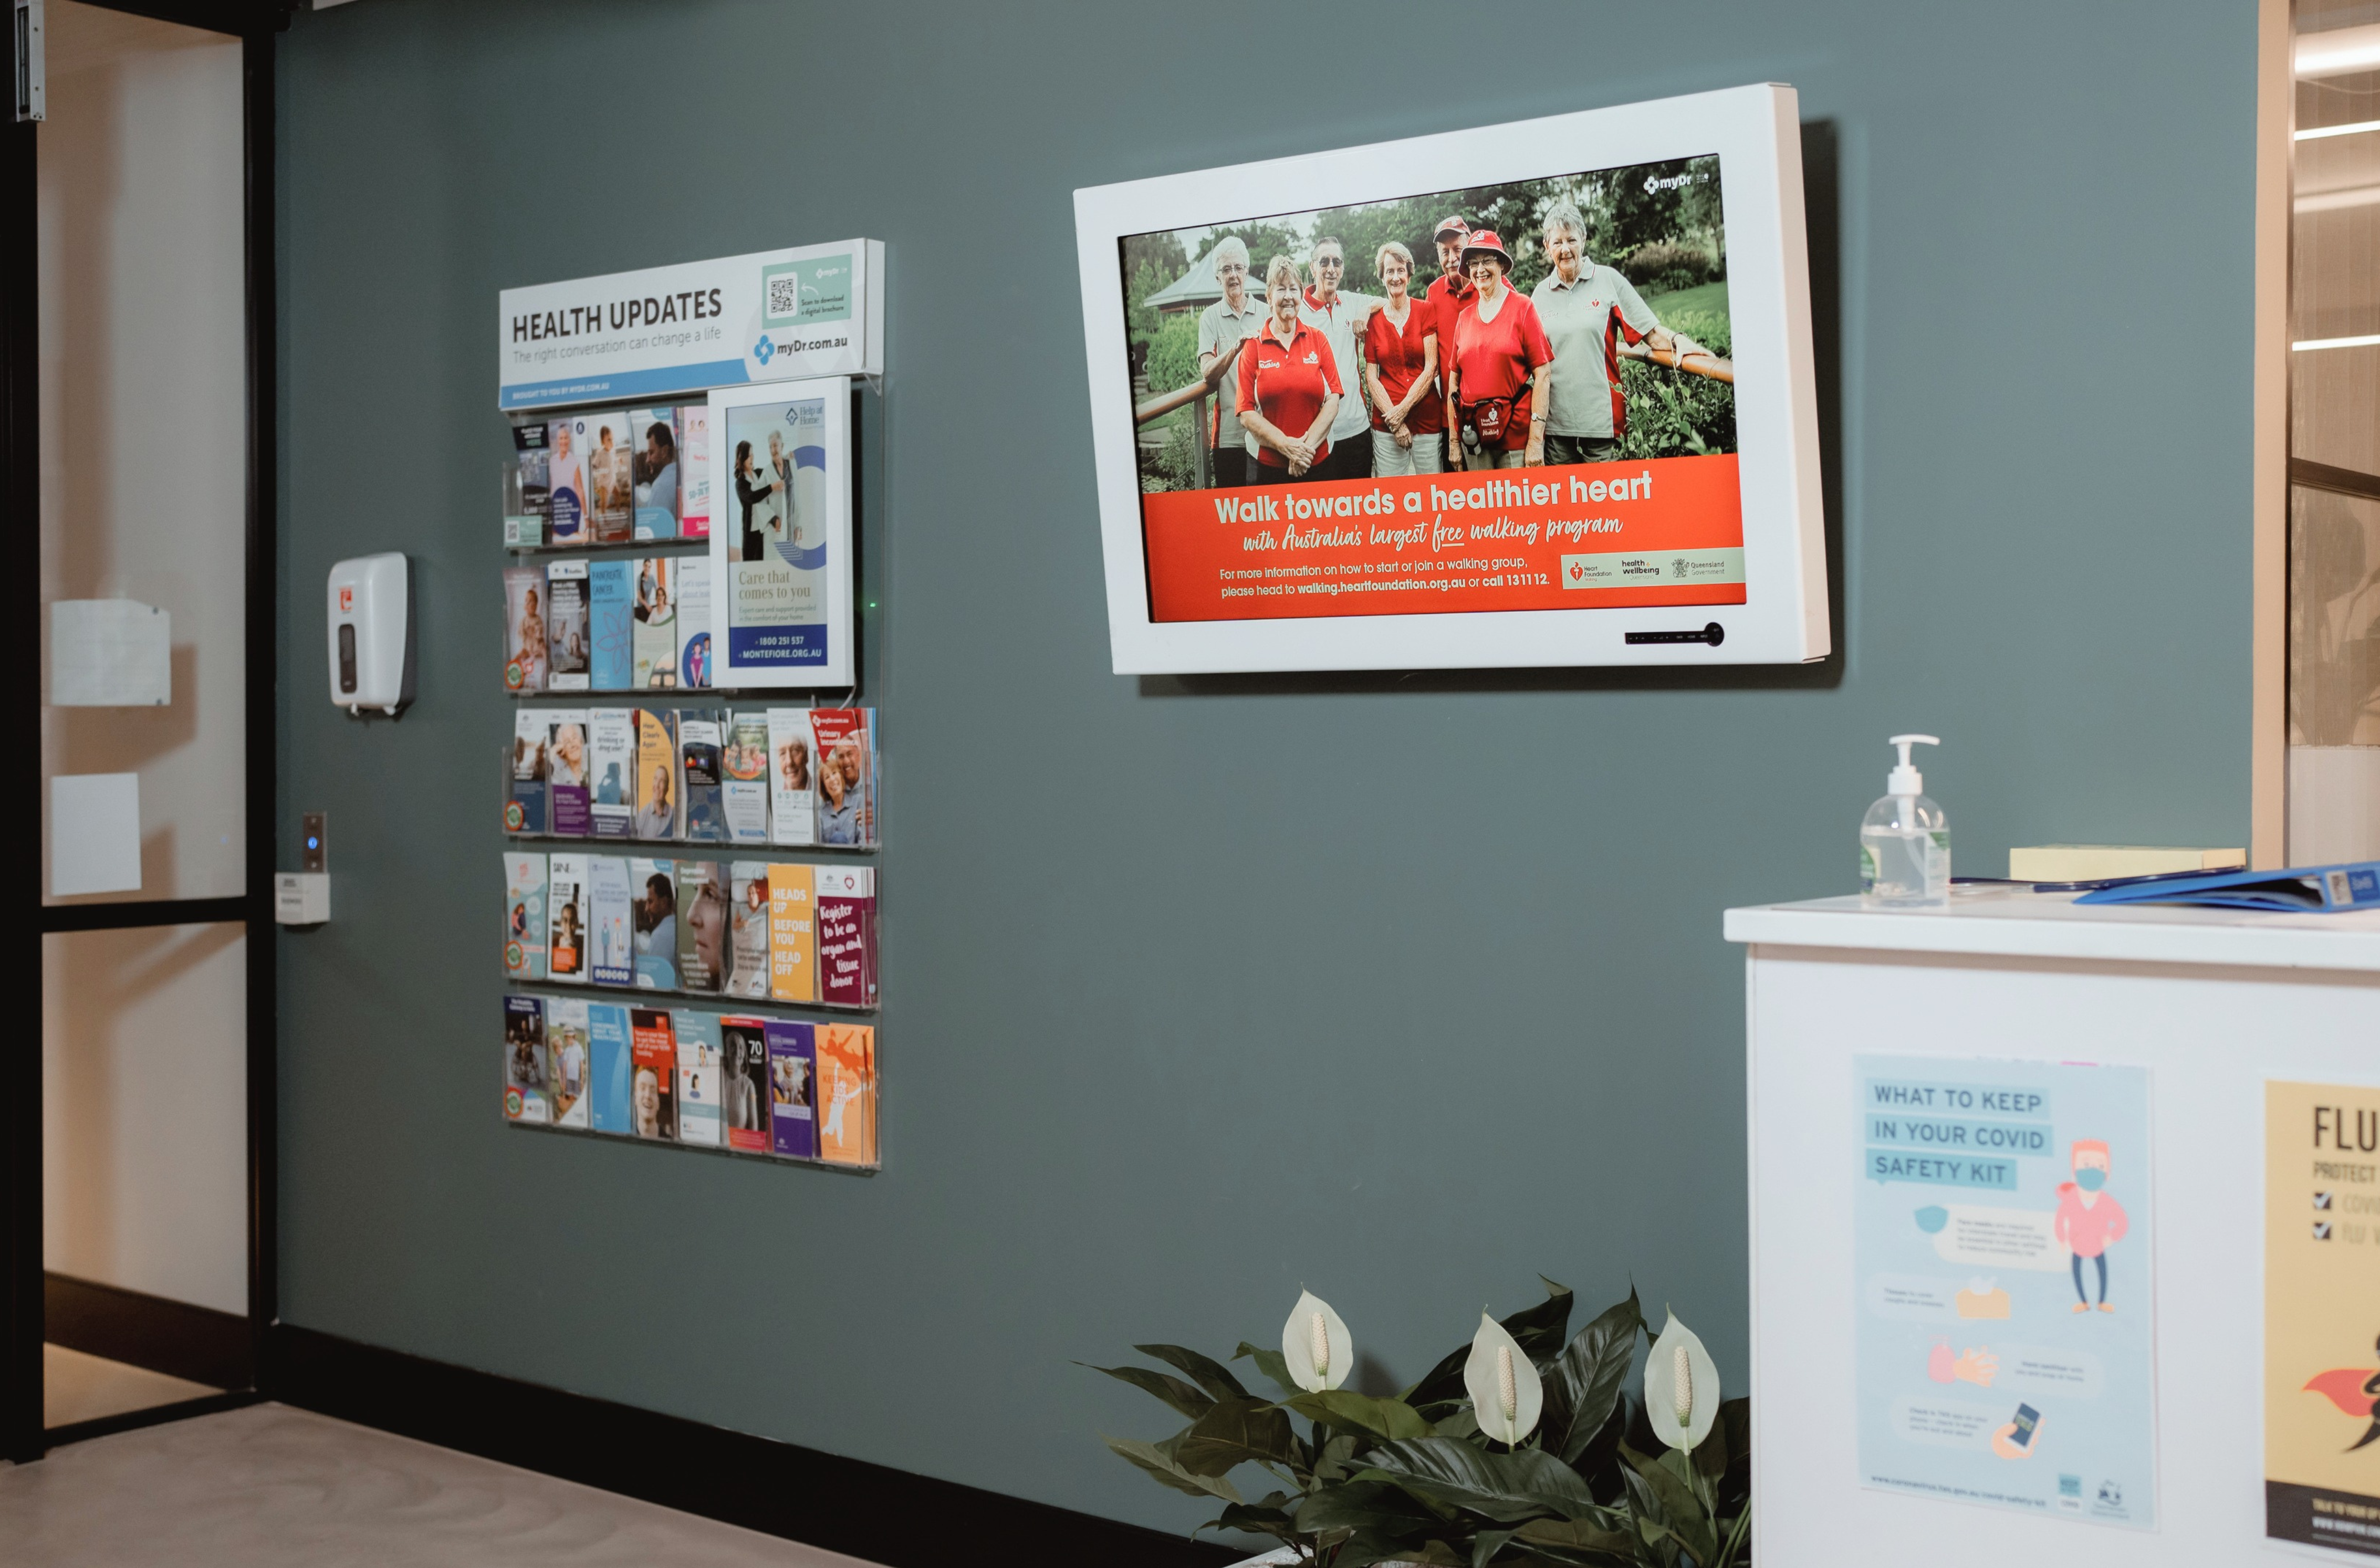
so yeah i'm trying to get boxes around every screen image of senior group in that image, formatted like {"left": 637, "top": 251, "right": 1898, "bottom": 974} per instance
{"left": 1120, "top": 153, "right": 1746, "bottom": 624}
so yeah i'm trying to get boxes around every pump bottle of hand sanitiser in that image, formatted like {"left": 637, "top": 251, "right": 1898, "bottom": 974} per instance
{"left": 1860, "top": 734, "right": 1948, "bottom": 907}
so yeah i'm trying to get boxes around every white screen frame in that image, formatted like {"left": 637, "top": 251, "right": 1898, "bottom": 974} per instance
{"left": 1073, "top": 82, "right": 1826, "bottom": 673}
{"left": 706, "top": 377, "right": 856, "bottom": 689}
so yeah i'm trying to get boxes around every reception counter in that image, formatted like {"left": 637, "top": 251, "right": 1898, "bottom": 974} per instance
{"left": 1728, "top": 891, "right": 2380, "bottom": 1567}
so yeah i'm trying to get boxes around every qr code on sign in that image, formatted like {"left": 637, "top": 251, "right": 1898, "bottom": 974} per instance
{"left": 768, "top": 275, "right": 802, "bottom": 317}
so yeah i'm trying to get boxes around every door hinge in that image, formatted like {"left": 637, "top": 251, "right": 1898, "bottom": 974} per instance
{"left": 13, "top": 0, "right": 43, "bottom": 122}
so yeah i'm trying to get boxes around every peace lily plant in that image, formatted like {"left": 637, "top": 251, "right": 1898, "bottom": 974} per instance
{"left": 1090, "top": 1281, "right": 1748, "bottom": 1568}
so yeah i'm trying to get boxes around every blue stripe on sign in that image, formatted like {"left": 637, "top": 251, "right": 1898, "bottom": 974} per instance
{"left": 500, "top": 358, "right": 753, "bottom": 411}
{"left": 792, "top": 444, "right": 828, "bottom": 471}
{"left": 729, "top": 624, "right": 828, "bottom": 664}
{"left": 773, "top": 541, "right": 827, "bottom": 570}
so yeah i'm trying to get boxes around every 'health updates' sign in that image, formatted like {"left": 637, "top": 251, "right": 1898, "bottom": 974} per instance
{"left": 498, "top": 239, "right": 883, "bottom": 411}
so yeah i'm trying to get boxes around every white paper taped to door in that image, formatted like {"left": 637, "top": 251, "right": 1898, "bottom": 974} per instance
{"left": 50, "top": 599, "right": 170, "bottom": 707}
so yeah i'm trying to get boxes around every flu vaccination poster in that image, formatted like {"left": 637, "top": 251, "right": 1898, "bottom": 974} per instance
{"left": 1854, "top": 1055, "right": 2156, "bottom": 1528}
{"left": 2268, "top": 1081, "right": 2380, "bottom": 1556}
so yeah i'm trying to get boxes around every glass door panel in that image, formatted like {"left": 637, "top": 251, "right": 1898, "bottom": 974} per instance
{"left": 36, "top": 2, "right": 246, "bottom": 906}
{"left": 2288, "top": 1, "right": 2380, "bottom": 861}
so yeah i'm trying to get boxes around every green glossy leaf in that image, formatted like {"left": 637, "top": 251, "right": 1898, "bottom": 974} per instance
{"left": 1081, "top": 1361, "right": 1214, "bottom": 1420}
{"left": 1614, "top": 1462, "right": 1666, "bottom": 1553}
{"left": 1134, "top": 1343, "right": 1251, "bottom": 1402}
{"left": 1623, "top": 1443, "right": 1716, "bottom": 1566}
{"left": 1715, "top": 1502, "right": 1752, "bottom": 1568}
{"left": 1690, "top": 1404, "right": 1729, "bottom": 1480}
{"left": 1567, "top": 1398, "right": 1630, "bottom": 1494}
{"left": 1502, "top": 1277, "right": 1576, "bottom": 1362}
{"left": 1348, "top": 1467, "right": 1463, "bottom": 1523}
{"left": 1313, "top": 1430, "right": 1360, "bottom": 1483}
{"left": 1655, "top": 1442, "right": 1714, "bottom": 1515}
{"left": 1406, "top": 1339, "right": 1476, "bottom": 1412}
{"left": 1471, "top": 1527, "right": 1518, "bottom": 1567}
{"left": 1512, "top": 1514, "right": 1643, "bottom": 1566}
{"left": 1287, "top": 1388, "right": 1434, "bottom": 1441}
{"left": 1544, "top": 1290, "right": 1644, "bottom": 1465}
{"left": 1360, "top": 1437, "right": 1603, "bottom": 1523}
{"left": 1102, "top": 1434, "right": 1244, "bottom": 1503}
{"left": 1175, "top": 1396, "right": 1297, "bottom": 1476}
{"left": 1409, "top": 1281, "right": 1575, "bottom": 1412}
{"left": 1329, "top": 1536, "right": 1465, "bottom": 1568}
{"left": 1293, "top": 1478, "right": 1441, "bottom": 1535}
{"left": 1711, "top": 1397, "right": 1751, "bottom": 1489}
{"left": 1235, "top": 1340, "right": 1304, "bottom": 1399}
{"left": 1202, "top": 1497, "right": 1298, "bottom": 1538}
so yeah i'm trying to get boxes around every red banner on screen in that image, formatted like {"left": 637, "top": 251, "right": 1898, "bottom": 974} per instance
{"left": 1140, "top": 454, "right": 1745, "bottom": 623}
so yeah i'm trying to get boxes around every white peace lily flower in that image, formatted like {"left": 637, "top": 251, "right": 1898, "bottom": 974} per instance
{"left": 1462, "top": 1312, "right": 1543, "bottom": 1446}
{"left": 1643, "top": 1311, "right": 1721, "bottom": 1450}
{"left": 1281, "top": 1290, "right": 1353, "bottom": 1393}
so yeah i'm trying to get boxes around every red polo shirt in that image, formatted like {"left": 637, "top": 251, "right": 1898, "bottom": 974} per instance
{"left": 1236, "top": 320, "right": 1344, "bottom": 469}
{"left": 1451, "top": 290, "right": 1554, "bottom": 450}
{"left": 1362, "top": 296, "right": 1444, "bottom": 434}
{"left": 1424, "top": 273, "right": 1475, "bottom": 399}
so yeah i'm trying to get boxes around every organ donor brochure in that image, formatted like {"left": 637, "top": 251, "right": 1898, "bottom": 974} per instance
{"left": 2266, "top": 1081, "right": 2380, "bottom": 1556}
{"left": 1150, "top": 462, "right": 1740, "bottom": 621}
{"left": 1854, "top": 1055, "right": 2155, "bottom": 1530}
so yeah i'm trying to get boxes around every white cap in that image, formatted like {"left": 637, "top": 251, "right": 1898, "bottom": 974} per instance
{"left": 1888, "top": 734, "right": 1940, "bottom": 797}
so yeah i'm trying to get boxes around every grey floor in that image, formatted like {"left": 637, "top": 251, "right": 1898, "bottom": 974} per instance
{"left": 0, "top": 1402, "right": 884, "bottom": 1566}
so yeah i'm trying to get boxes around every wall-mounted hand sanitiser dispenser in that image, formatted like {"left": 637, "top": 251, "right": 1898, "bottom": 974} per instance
{"left": 326, "top": 552, "right": 415, "bottom": 716}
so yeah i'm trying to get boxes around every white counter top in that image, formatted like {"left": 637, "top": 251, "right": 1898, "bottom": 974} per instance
{"left": 1724, "top": 888, "right": 2380, "bottom": 973}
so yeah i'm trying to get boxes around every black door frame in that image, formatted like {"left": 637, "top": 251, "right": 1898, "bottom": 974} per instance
{"left": 4, "top": 0, "right": 290, "bottom": 1462}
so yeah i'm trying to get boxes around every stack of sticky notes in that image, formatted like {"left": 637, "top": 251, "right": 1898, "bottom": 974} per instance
{"left": 2008, "top": 845, "right": 2248, "bottom": 882}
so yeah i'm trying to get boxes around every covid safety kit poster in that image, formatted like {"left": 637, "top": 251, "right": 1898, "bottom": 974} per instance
{"left": 1853, "top": 1055, "right": 2157, "bottom": 1531}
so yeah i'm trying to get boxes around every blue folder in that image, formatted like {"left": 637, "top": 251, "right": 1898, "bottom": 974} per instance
{"left": 2075, "top": 861, "right": 2380, "bottom": 912}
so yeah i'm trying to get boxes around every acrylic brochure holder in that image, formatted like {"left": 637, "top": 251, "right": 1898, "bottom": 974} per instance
{"left": 495, "top": 240, "right": 886, "bottom": 1172}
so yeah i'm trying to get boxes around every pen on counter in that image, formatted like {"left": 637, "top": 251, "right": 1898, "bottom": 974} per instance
{"left": 1951, "top": 867, "right": 2231, "bottom": 894}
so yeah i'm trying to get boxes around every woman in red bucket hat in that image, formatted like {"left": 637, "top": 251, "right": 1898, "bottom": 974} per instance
{"left": 1444, "top": 229, "right": 1554, "bottom": 470}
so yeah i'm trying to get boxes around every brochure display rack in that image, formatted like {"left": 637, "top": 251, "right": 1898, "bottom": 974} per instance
{"left": 494, "top": 243, "right": 884, "bottom": 1172}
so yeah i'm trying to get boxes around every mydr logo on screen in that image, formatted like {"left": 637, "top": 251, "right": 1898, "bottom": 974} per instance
{"left": 753, "top": 337, "right": 775, "bottom": 365}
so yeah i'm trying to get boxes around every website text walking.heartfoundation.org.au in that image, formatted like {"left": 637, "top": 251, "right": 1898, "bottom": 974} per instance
{"left": 1137, "top": 454, "right": 1745, "bottom": 622}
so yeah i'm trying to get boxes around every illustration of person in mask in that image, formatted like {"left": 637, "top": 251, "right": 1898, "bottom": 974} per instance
{"left": 2053, "top": 1138, "right": 2129, "bottom": 1314}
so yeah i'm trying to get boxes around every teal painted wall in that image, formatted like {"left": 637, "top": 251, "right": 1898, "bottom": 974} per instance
{"left": 273, "top": 0, "right": 2257, "bottom": 1535}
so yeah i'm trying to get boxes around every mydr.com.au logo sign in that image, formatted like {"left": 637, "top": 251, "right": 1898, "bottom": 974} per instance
{"left": 761, "top": 256, "right": 854, "bottom": 328}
